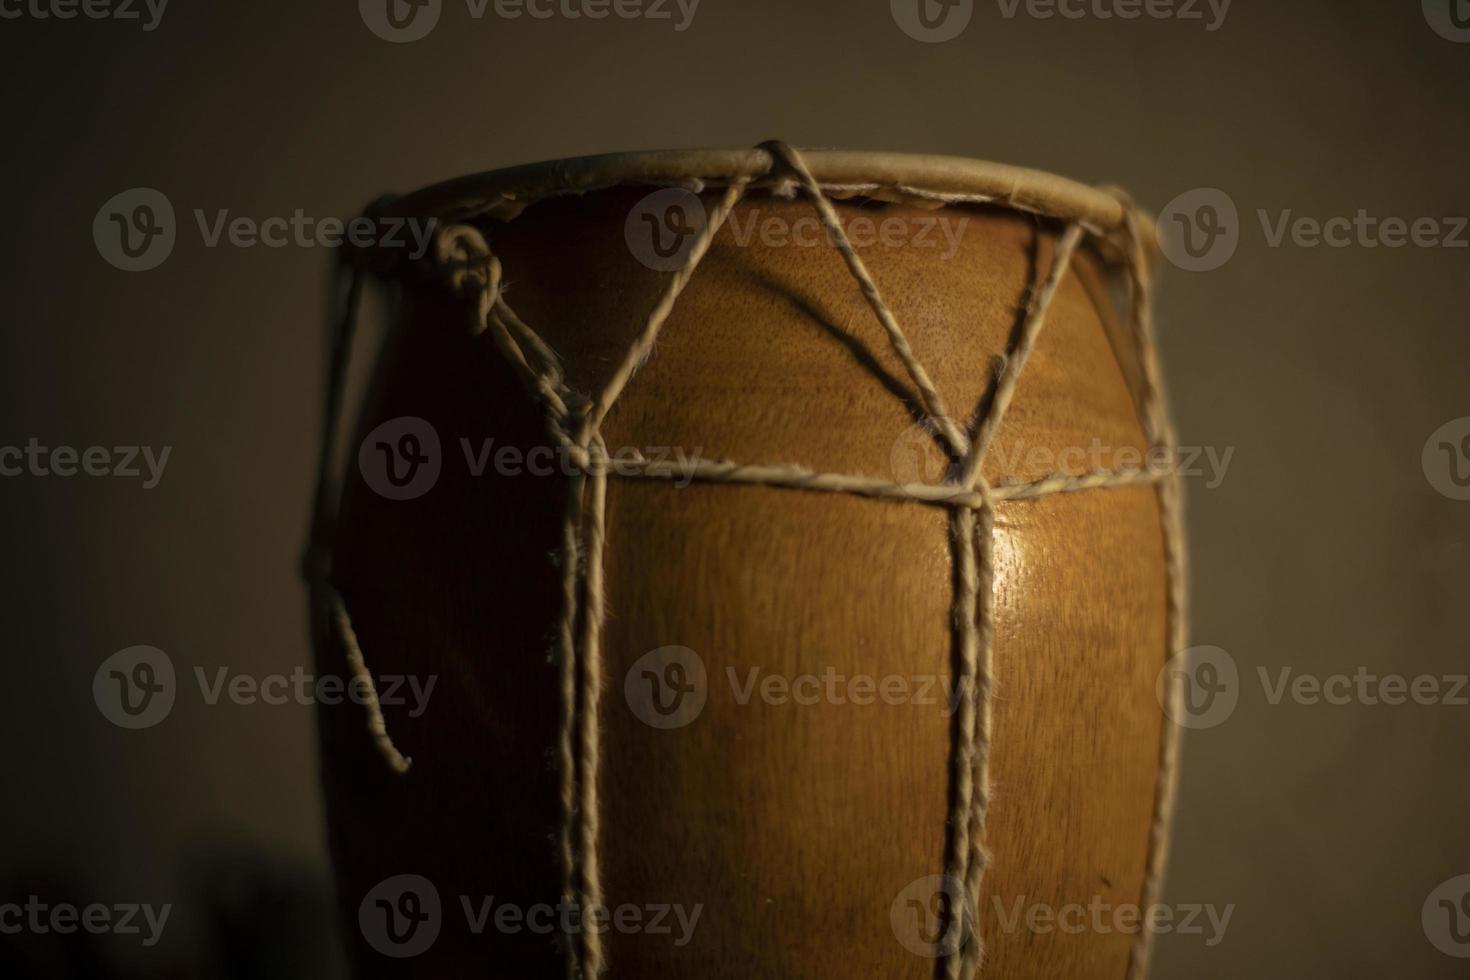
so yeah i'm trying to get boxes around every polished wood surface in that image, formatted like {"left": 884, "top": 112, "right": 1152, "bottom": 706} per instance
{"left": 318, "top": 189, "right": 1167, "bottom": 979}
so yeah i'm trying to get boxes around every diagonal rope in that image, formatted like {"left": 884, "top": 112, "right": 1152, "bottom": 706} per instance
{"left": 585, "top": 179, "right": 751, "bottom": 435}
{"left": 332, "top": 591, "right": 413, "bottom": 775}
{"left": 960, "top": 223, "right": 1086, "bottom": 486}
{"left": 760, "top": 140, "right": 971, "bottom": 460}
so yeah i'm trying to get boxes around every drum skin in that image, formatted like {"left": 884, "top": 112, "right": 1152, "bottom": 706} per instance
{"left": 317, "top": 187, "right": 1167, "bottom": 979}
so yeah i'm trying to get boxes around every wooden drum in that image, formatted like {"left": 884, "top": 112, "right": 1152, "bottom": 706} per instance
{"left": 306, "top": 143, "right": 1186, "bottom": 980}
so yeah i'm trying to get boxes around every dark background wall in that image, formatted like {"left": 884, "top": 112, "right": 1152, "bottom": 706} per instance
{"left": 0, "top": 0, "right": 1466, "bottom": 977}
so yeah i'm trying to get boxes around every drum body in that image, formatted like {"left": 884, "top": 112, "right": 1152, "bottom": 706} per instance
{"left": 313, "top": 150, "right": 1175, "bottom": 980}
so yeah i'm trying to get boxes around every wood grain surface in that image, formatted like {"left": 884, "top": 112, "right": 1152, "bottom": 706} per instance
{"left": 318, "top": 188, "right": 1168, "bottom": 979}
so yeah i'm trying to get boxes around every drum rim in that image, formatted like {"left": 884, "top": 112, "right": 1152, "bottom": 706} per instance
{"left": 373, "top": 147, "right": 1151, "bottom": 238}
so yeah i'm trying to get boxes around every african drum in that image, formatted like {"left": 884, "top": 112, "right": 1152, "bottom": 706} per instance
{"left": 305, "top": 143, "right": 1186, "bottom": 980}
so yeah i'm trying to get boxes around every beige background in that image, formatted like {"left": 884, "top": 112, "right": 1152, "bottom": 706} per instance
{"left": 0, "top": 0, "right": 1466, "bottom": 976}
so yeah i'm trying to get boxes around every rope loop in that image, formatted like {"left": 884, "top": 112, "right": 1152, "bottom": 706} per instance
{"left": 433, "top": 222, "right": 503, "bottom": 316}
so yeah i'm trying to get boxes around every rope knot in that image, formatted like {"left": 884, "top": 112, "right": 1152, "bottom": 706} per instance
{"left": 434, "top": 223, "right": 503, "bottom": 313}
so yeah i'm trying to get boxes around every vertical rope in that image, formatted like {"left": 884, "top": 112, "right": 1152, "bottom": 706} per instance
{"left": 554, "top": 462, "right": 589, "bottom": 980}
{"left": 943, "top": 500, "right": 981, "bottom": 980}
{"left": 960, "top": 496, "right": 997, "bottom": 978}
{"left": 1111, "top": 199, "right": 1188, "bottom": 980}
{"left": 939, "top": 221, "right": 1082, "bottom": 978}
{"left": 576, "top": 436, "right": 610, "bottom": 976}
